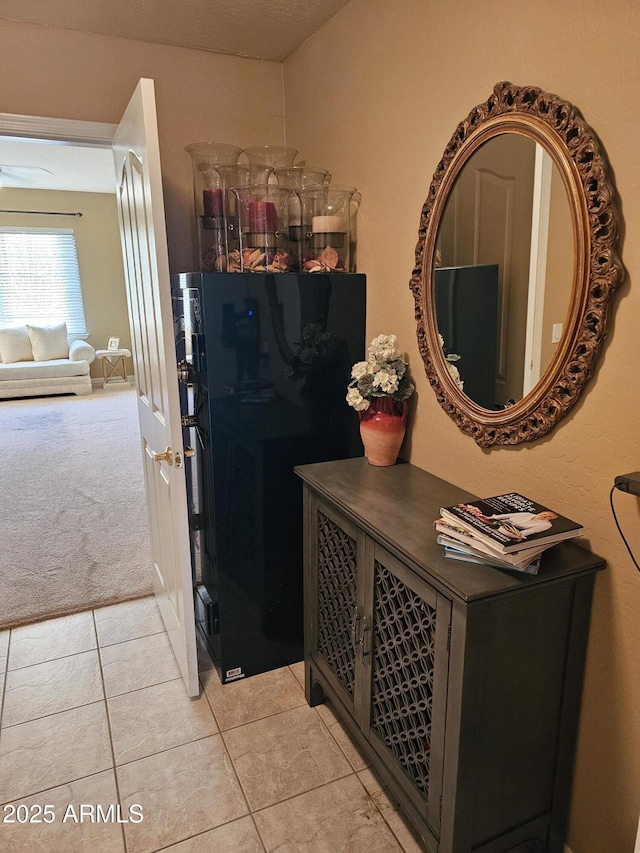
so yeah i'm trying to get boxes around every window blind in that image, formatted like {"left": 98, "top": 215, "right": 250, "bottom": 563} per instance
{"left": 0, "top": 227, "right": 88, "bottom": 337}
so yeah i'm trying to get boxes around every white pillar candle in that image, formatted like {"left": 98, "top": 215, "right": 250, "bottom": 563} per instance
{"left": 312, "top": 215, "right": 343, "bottom": 233}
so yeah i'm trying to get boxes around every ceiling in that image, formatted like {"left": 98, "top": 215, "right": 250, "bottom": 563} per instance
{"left": 0, "top": 0, "right": 350, "bottom": 195}
{"left": 0, "top": 139, "right": 116, "bottom": 194}
{"left": 0, "top": 0, "right": 350, "bottom": 62}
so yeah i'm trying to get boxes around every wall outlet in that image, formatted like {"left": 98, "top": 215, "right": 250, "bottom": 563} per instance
{"left": 552, "top": 323, "right": 563, "bottom": 343}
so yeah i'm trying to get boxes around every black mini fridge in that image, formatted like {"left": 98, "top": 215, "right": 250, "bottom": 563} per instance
{"left": 171, "top": 272, "right": 366, "bottom": 683}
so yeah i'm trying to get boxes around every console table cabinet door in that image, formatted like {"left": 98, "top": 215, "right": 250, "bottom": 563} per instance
{"left": 306, "top": 493, "right": 450, "bottom": 839}
{"left": 307, "top": 495, "right": 365, "bottom": 716}
{"left": 363, "top": 541, "right": 451, "bottom": 836}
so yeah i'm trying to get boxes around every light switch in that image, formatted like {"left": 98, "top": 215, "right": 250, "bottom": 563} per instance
{"left": 552, "top": 323, "right": 562, "bottom": 344}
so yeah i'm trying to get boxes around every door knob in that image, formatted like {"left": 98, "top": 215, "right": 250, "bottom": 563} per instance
{"left": 153, "top": 447, "right": 173, "bottom": 466}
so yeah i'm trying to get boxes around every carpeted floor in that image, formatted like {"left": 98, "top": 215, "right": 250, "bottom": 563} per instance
{"left": 0, "top": 386, "right": 153, "bottom": 629}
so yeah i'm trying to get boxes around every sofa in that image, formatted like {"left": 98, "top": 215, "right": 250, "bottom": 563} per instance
{"left": 0, "top": 323, "right": 96, "bottom": 399}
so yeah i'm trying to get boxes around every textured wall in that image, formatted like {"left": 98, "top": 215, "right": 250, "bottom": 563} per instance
{"left": 0, "top": 19, "right": 285, "bottom": 273}
{"left": 284, "top": 2, "right": 640, "bottom": 851}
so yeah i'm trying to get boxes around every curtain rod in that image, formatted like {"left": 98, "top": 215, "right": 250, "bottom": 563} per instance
{"left": 0, "top": 209, "right": 83, "bottom": 217}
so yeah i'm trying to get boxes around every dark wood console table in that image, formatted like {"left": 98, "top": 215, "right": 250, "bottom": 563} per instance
{"left": 296, "top": 458, "right": 604, "bottom": 853}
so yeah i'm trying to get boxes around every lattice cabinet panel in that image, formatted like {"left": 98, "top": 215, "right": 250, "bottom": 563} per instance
{"left": 370, "top": 558, "right": 436, "bottom": 799}
{"left": 315, "top": 509, "right": 358, "bottom": 698}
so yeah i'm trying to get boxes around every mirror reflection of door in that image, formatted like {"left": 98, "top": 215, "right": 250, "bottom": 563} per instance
{"left": 437, "top": 133, "right": 573, "bottom": 409}
{"left": 531, "top": 154, "right": 574, "bottom": 392}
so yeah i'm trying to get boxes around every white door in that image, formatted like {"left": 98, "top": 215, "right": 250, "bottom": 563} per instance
{"left": 112, "top": 79, "right": 198, "bottom": 697}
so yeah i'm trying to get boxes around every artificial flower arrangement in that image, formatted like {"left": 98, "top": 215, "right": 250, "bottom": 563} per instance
{"left": 346, "top": 334, "right": 415, "bottom": 411}
{"left": 439, "top": 333, "right": 464, "bottom": 392}
{"left": 285, "top": 324, "right": 341, "bottom": 379}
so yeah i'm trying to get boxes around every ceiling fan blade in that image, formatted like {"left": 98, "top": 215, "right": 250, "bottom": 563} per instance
{"left": 0, "top": 164, "right": 54, "bottom": 186}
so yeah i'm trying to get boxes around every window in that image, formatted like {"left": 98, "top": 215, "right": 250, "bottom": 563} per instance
{"left": 0, "top": 227, "right": 87, "bottom": 337}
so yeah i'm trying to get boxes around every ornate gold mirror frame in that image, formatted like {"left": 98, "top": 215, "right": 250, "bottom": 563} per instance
{"left": 410, "top": 81, "right": 623, "bottom": 447}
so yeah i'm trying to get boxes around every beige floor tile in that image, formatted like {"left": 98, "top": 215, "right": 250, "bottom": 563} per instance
{"left": 109, "top": 677, "right": 218, "bottom": 765}
{"left": 201, "top": 665, "right": 306, "bottom": 730}
{"left": 223, "top": 704, "right": 352, "bottom": 811}
{"left": 100, "top": 631, "right": 180, "bottom": 698}
{"left": 94, "top": 596, "right": 164, "bottom": 647}
{"left": 117, "top": 735, "right": 248, "bottom": 853}
{"left": 161, "top": 816, "right": 264, "bottom": 852}
{"left": 357, "top": 768, "right": 427, "bottom": 853}
{"left": 315, "top": 700, "right": 372, "bottom": 772}
{"left": 8, "top": 612, "right": 96, "bottom": 671}
{"left": 2, "top": 649, "right": 103, "bottom": 727}
{"left": 253, "top": 774, "right": 403, "bottom": 851}
{"left": 0, "top": 771, "right": 125, "bottom": 852}
{"left": 289, "top": 660, "right": 305, "bottom": 689}
{"left": 0, "top": 701, "right": 112, "bottom": 803}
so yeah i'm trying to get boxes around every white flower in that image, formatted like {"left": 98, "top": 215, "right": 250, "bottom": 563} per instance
{"left": 347, "top": 333, "right": 414, "bottom": 409}
{"left": 447, "top": 361, "right": 464, "bottom": 391}
{"left": 346, "top": 387, "right": 371, "bottom": 411}
{"left": 440, "top": 335, "right": 464, "bottom": 391}
{"left": 372, "top": 369, "right": 399, "bottom": 394}
{"left": 351, "top": 361, "right": 370, "bottom": 380}
{"left": 368, "top": 334, "right": 400, "bottom": 363}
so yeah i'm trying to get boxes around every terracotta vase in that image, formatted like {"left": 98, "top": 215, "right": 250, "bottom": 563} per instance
{"left": 358, "top": 396, "right": 408, "bottom": 466}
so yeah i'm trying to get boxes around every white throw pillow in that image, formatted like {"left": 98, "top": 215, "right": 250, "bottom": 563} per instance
{"left": 0, "top": 326, "right": 33, "bottom": 363}
{"left": 27, "top": 323, "right": 69, "bottom": 361}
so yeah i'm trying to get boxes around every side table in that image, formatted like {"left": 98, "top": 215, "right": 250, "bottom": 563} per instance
{"left": 95, "top": 349, "right": 131, "bottom": 389}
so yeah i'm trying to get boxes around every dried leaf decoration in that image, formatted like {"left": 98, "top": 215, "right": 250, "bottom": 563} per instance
{"left": 303, "top": 245, "right": 346, "bottom": 273}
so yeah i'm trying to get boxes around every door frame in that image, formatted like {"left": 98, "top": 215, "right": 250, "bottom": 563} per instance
{"left": 0, "top": 108, "right": 199, "bottom": 695}
{"left": 0, "top": 111, "right": 149, "bottom": 605}
{"left": 0, "top": 113, "right": 117, "bottom": 147}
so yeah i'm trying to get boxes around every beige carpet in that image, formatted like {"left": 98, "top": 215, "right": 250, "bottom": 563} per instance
{"left": 0, "top": 386, "right": 153, "bottom": 629}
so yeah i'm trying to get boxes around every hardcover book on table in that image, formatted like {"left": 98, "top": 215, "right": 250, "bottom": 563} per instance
{"left": 436, "top": 527, "right": 544, "bottom": 573}
{"left": 441, "top": 543, "right": 541, "bottom": 575}
{"left": 439, "top": 493, "right": 583, "bottom": 554}
{"left": 434, "top": 519, "right": 549, "bottom": 565}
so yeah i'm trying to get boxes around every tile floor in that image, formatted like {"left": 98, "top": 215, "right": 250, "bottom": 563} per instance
{"left": 0, "top": 596, "right": 426, "bottom": 852}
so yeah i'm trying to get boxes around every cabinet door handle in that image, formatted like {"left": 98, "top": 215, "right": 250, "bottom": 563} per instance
{"left": 351, "top": 607, "right": 361, "bottom": 653}
{"left": 359, "top": 616, "right": 370, "bottom": 664}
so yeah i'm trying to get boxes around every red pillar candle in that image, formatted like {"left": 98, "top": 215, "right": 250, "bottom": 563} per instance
{"left": 203, "top": 188, "right": 223, "bottom": 217}
{"left": 248, "top": 200, "right": 277, "bottom": 232}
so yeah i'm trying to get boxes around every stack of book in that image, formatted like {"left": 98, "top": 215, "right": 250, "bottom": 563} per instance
{"left": 435, "top": 492, "right": 583, "bottom": 575}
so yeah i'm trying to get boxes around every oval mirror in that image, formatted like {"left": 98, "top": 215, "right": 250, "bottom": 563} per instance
{"left": 410, "top": 81, "right": 623, "bottom": 447}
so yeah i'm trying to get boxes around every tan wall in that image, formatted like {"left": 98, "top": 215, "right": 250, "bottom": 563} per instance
{"left": 0, "top": 187, "right": 129, "bottom": 378}
{"left": 285, "top": 2, "right": 640, "bottom": 851}
{"left": 0, "top": 19, "right": 285, "bottom": 273}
